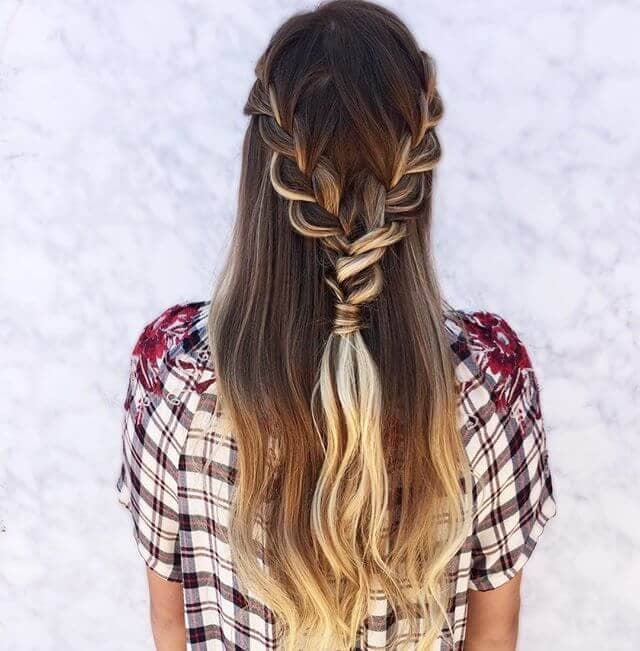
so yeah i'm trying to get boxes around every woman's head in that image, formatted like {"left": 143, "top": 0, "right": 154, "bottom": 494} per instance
{"left": 207, "top": 1, "right": 473, "bottom": 649}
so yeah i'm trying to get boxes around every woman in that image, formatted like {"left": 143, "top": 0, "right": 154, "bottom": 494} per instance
{"left": 116, "top": 1, "right": 557, "bottom": 649}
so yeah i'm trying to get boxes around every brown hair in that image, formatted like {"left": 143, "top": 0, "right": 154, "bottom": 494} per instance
{"left": 206, "top": 1, "right": 473, "bottom": 648}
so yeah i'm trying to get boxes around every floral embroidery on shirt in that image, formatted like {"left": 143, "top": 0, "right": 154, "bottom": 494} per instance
{"left": 131, "top": 302, "right": 203, "bottom": 396}
{"left": 462, "top": 311, "right": 533, "bottom": 413}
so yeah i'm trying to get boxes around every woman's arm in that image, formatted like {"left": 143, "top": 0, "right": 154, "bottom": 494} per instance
{"left": 146, "top": 568, "right": 187, "bottom": 651}
{"left": 464, "top": 569, "right": 522, "bottom": 651}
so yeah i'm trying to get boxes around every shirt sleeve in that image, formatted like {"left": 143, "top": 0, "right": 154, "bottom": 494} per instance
{"left": 116, "top": 334, "right": 183, "bottom": 583}
{"left": 467, "top": 347, "right": 557, "bottom": 591}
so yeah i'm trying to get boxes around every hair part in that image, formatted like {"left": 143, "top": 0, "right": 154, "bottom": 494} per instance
{"left": 206, "top": 1, "right": 473, "bottom": 648}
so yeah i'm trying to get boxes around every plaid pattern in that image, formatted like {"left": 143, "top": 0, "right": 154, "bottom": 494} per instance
{"left": 116, "top": 300, "right": 557, "bottom": 650}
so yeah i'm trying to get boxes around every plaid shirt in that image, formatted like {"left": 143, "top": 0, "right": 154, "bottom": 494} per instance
{"left": 116, "top": 300, "right": 556, "bottom": 650}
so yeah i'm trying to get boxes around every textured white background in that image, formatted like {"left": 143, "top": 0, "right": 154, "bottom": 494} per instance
{"left": 1, "top": 1, "right": 638, "bottom": 649}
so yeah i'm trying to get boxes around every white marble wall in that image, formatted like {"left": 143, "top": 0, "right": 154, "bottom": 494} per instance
{"left": 1, "top": 1, "right": 638, "bottom": 649}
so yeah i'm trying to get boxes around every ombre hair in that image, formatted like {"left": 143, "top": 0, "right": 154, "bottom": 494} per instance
{"left": 206, "top": 1, "right": 473, "bottom": 648}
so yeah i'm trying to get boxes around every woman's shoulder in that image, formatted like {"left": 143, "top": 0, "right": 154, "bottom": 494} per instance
{"left": 444, "top": 307, "right": 552, "bottom": 499}
{"left": 444, "top": 307, "right": 539, "bottom": 416}
{"left": 125, "top": 299, "right": 214, "bottom": 411}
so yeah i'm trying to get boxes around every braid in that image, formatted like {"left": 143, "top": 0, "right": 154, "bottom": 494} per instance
{"left": 245, "top": 50, "right": 443, "bottom": 336}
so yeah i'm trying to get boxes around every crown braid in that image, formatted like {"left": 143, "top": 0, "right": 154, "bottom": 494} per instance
{"left": 245, "top": 51, "right": 443, "bottom": 336}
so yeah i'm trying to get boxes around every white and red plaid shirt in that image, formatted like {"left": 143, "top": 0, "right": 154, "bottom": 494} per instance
{"left": 116, "top": 300, "right": 556, "bottom": 650}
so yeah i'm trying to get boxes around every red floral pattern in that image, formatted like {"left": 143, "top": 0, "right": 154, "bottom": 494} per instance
{"left": 130, "top": 302, "right": 203, "bottom": 397}
{"left": 462, "top": 311, "right": 533, "bottom": 413}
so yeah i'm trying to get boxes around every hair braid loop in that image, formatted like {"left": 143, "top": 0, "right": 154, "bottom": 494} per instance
{"left": 250, "top": 79, "right": 424, "bottom": 336}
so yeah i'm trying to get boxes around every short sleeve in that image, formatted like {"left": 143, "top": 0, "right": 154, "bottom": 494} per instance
{"left": 116, "top": 334, "right": 183, "bottom": 583}
{"left": 467, "top": 350, "right": 557, "bottom": 591}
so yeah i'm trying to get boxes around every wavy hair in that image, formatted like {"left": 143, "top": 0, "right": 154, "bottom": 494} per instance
{"left": 206, "top": 1, "right": 473, "bottom": 648}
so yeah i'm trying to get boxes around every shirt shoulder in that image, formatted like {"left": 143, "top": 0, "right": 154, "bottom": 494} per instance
{"left": 444, "top": 308, "right": 537, "bottom": 416}
{"left": 443, "top": 308, "right": 549, "bottom": 485}
{"left": 125, "top": 299, "right": 215, "bottom": 411}
{"left": 121, "top": 299, "right": 217, "bottom": 475}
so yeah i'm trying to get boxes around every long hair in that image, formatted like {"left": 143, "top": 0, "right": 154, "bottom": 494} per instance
{"left": 206, "top": 1, "right": 473, "bottom": 648}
